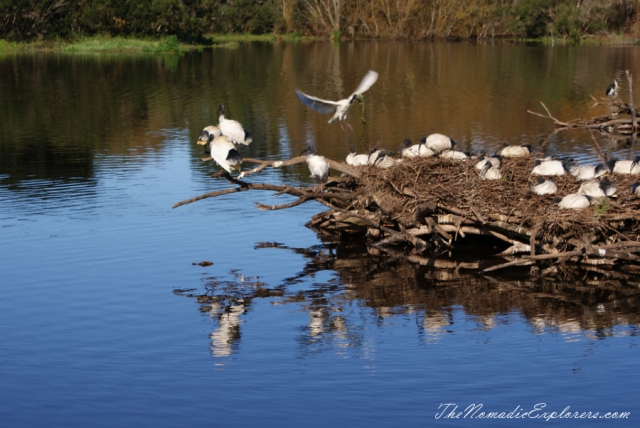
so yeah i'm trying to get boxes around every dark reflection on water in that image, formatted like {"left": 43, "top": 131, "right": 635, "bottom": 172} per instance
{"left": 177, "top": 238, "right": 640, "bottom": 358}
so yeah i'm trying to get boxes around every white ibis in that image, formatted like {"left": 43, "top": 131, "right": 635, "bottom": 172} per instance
{"left": 479, "top": 162, "right": 501, "bottom": 180}
{"left": 218, "top": 104, "right": 252, "bottom": 146}
{"left": 474, "top": 152, "right": 502, "bottom": 170}
{"left": 631, "top": 183, "right": 640, "bottom": 196}
{"left": 302, "top": 145, "right": 329, "bottom": 192}
{"left": 197, "top": 125, "right": 221, "bottom": 152}
{"left": 531, "top": 159, "right": 570, "bottom": 176}
{"left": 530, "top": 178, "right": 557, "bottom": 195}
{"left": 609, "top": 155, "right": 640, "bottom": 175}
{"left": 208, "top": 134, "right": 242, "bottom": 174}
{"left": 571, "top": 163, "right": 609, "bottom": 181}
{"left": 345, "top": 140, "right": 369, "bottom": 166}
{"left": 577, "top": 180, "right": 617, "bottom": 198}
{"left": 606, "top": 79, "right": 619, "bottom": 97}
{"left": 295, "top": 70, "right": 379, "bottom": 124}
{"left": 424, "top": 133, "right": 455, "bottom": 154}
{"left": 400, "top": 138, "right": 435, "bottom": 158}
{"left": 499, "top": 142, "right": 532, "bottom": 158}
{"left": 440, "top": 149, "right": 468, "bottom": 160}
{"left": 557, "top": 193, "right": 592, "bottom": 210}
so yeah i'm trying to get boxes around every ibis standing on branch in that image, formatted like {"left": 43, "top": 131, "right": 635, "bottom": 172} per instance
{"left": 218, "top": 104, "right": 252, "bottom": 146}
{"left": 302, "top": 145, "right": 330, "bottom": 192}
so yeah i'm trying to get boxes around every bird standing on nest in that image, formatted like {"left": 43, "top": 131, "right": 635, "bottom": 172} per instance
{"left": 295, "top": 70, "right": 379, "bottom": 127}
{"left": 302, "top": 145, "right": 329, "bottom": 192}
{"left": 606, "top": 79, "right": 619, "bottom": 98}
{"left": 218, "top": 104, "right": 252, "bottom": 146}
{"left": 207, "top": 133, "right": 242, "bottom": 174}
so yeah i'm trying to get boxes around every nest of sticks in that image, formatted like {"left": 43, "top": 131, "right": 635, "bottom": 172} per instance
{"left": 306, "top": 155, "right": 640, "bottom": 271}
{"left": 175, "top": 70, "right": 640, "bottom": 273}
{"left": 174, "top": 152, "right": 640, "bottom": 273}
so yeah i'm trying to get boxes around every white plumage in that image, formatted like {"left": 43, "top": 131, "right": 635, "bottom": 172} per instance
{"left": 479, "top": 163, "right": 501, "bottom": 180}
{"left": 295, "top": 70, "right": 379, "bottom": 123}
{"left": 531, "top": 159, "right": 567, "bottom": 176}
{"left": 440, "top": 149, "right": 468, "bottom": 160}
{"left": 374, "top": 153, "right": 402, "bottom": 169}
{"left": 577, "top": 180, "right": 616, "bottom": 198}
{"left": 610, "top": 156, "right": 640, "bottom": 175}
{"left": 571, "top": 163, "right": 609, "bottom": 181}
{"left": 474, "top": 153, "right": 502, "bottom": 170}
{"left": 218, "top": 104, "right": 252, "bottom": 146}
{"left": 345, "top": 141, "right": 369, "bottom": 166}
{"left": 302, "top": 145, "right": 329, "bottom": 191}
{"left": 631, "top": 183, "right": 640, "bottom": 196}
{"left": 424, "top": 133, "right": 454, "bottom": 154}
{"left": 530, "top": 178, "right": 557, "bottom": 195}
{"left": 558, "top": 193, "right": 592, "bottom": 210}
{"left": 400, "top": 138, "right": 435, "bottom": 158}
{"left": 197, "top": 125, "right": 221, "bottom": 146}
{"left": 208, "top": 134, "right": 242, "bottom": 174}
{"left": 499, "top": 142, "right": 531, "bottom": 158}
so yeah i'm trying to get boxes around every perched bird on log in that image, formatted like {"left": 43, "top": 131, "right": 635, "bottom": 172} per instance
{"left": 577, "top": 180, "right": 617, "bottom": 198}
{"left": 295, "top": 70, "right": 379, "bottom": 124}
{"left": 197, "top": 125, "right": 222, "bottom": 153}
{"left": 424, "top": 133, "right": 455, "bottom": 154}
{"left": 557, "top": 193, "right": 592, "bottom": 210}
{"left": 218, "top": 104, "right": 252, "bottom": 146}
{"left": 499, "top": 142, "right": 531, "bottom": 158}
{"left": 399, "top": 138, "right": 435, "bottom": 158}
{"left": 530, "top": 178, "right": 557, "bottom": 195}
{"left": 302, "top": 145, "right": 329, "bottom": 192}
{"left": 606, "top": 79, "right": 619, "bottom": 97}
{"left": 345, "top": 140, "right": 369, "bottom": 166}
{"left": 207, "top": 133, "right": 242, "bottom": 174}
{"left": 609, "top": 155, "right": 640, "bottom": 175}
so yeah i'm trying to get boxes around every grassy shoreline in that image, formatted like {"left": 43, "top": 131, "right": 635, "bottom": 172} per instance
{"left": 0, "top": 32, "right": 636, "bottom": 54}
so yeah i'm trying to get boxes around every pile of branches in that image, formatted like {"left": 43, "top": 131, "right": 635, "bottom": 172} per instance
{"left": 174, "top": 152, "right": 640, "bottom": 273}
{"left": 174, "top": 69, "right": 640, "bottom": 272}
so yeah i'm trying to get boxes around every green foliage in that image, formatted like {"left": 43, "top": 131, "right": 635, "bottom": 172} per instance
{"left": 0, "top": 0, "right": 637, "bottom": 43}
{"left": 216, "top": 0, "right": 282, "bottom": 34}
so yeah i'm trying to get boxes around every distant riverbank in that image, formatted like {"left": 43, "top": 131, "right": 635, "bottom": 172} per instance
{"left": 1, "top": 31, "right": 638, "bottom": 55}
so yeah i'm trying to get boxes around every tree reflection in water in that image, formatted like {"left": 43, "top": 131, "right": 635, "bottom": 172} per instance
{"left": 174, "top": 239, "right": 640, "bottom": 357}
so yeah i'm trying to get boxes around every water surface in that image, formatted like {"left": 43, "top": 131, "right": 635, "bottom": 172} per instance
{"left": 1, "top": 42, "right": 638, "bottom": 427}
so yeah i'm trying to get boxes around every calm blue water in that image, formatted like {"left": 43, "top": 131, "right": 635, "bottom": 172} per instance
{"left": 1, "top": 43, "right": 639, "bottom": 427}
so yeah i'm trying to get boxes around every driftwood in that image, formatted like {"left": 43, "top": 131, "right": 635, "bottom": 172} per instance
{"left": 528, "top": 69, "right": 639, "bottom": 135}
